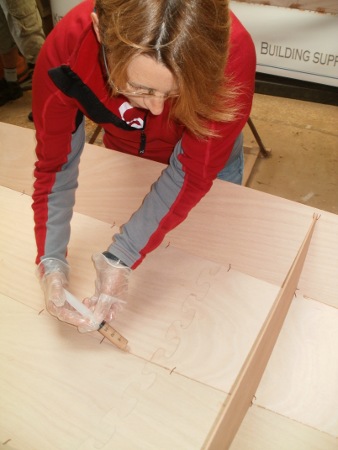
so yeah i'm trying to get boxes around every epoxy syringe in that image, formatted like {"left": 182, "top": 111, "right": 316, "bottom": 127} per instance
{"left": 64, "top": 290, "right": 128, "bottom": 351}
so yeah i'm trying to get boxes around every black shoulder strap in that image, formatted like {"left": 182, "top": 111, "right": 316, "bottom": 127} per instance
{"left": 48, "top": 65, "right": 137, "bottom": 131}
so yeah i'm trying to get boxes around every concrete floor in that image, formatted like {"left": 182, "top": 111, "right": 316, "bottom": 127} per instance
{"left": 0, "top": 88, "right": 337, "bottom": 214}
{"left": 244, "top": 94, "right": 338, "bottom": 214}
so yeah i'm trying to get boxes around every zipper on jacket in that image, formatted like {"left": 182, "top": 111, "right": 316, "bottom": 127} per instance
{"left": 139, "top": 131, "right": 146, "bottom": 154}
{"left": 138, "top": 112, "right": 148, "bottom": 155}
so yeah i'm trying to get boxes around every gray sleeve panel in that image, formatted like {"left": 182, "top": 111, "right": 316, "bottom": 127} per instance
{"left": 43, "top": 118, "right": 86, "bottom": 263}
{"left": 108, "top": 140, "right": 186, "bottom": 267}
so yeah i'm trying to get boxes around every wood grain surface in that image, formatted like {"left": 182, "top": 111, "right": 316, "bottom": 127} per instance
{"left": 1, "top": 123, "right": 338, "bottom": 309}
{"left": 1, "top": 123, "right": 337, "bottom": 449}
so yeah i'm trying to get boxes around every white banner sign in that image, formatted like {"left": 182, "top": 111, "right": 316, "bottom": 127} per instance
{"left": 231, "top": 2, "right": 338, "bottom": 87}
{"left": 49, "top": 0, "right": 82, "bottom": 24}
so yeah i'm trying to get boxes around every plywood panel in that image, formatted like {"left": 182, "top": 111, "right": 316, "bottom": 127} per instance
{"left": 0, "top": 122, "right": 163, "bottom": 223}
{"left": 125, "top": 248, "right": 278, "bottom": 392}
{"left": 255, "top": 294, "right": 338, "bottom": 436}
{"left": 0, "top": 123, "right": 36, "bottom": 195}
{"left": 1, "top": 123, "right": 338, "bottom": 309}
{"left": 0, "top": 185, "right": 278, "bottom": 394}
{"left": 169, "top": 187, "right": 338, "bottom": 309}
{"left": 232, "top": 405, "right": 338, "bottom": 450}
{"left": 0, "top": 293, "right": 223, "bottom": 450}
{"left": 2, "top": 289, "right": 336, "bottom": 450}
{"left": 1, "top": 123, "right": 338, "bottom": 448}
{"left": 1, "top": 187, "right": 337, "bottom": 449}
{"left": 203, "top": 214, "right": 320, "bottom": 449}
{"left": 0, "top": 186, "right": 114, "bottom": 311}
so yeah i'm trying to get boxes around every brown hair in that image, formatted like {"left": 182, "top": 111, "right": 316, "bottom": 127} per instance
{"left": 95, "top": 0, "right": 238, "bottom": 138}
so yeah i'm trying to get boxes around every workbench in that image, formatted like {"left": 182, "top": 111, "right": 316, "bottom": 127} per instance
{"left": 0, "top": 122, "right": 337, "bottom": 449}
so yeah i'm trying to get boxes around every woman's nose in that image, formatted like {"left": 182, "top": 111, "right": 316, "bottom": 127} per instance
{"left": 145, "top": 96, "right": 165, "bottom": 115}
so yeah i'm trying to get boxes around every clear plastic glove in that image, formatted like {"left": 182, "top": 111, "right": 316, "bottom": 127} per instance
{"left": 37, "top": 258, "right": 85, "bottom": 326}
{"left": 79, "top": 252, "right": 131, "bottom": 332}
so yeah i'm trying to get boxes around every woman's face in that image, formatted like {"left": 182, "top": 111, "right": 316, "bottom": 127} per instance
{"left": 92, "top": 13, "right": 178, "bottom": 115}
{"left": 123, "top": 55, "right": 178, "bottom": 115}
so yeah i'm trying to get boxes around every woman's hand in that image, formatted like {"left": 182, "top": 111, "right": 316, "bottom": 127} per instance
{"left": 79, "top": 252, "right": 131, "bottom": 332}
